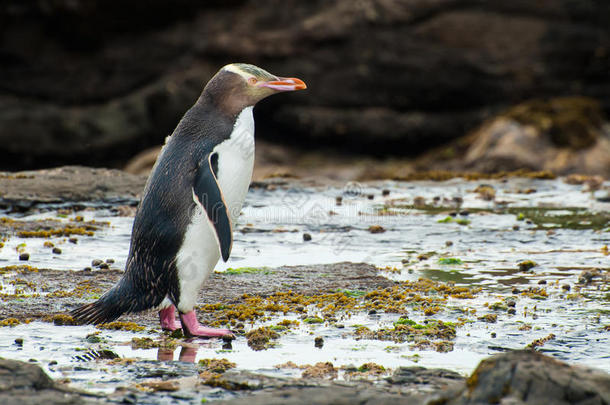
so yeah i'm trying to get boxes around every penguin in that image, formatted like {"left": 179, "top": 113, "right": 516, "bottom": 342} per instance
{"left": 71, "top": 63, "right": 306, "bottom": 337}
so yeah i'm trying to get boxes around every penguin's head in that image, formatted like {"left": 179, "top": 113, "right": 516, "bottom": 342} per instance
{"left": 203, "top": 63, "right": 306, "bottom": 116}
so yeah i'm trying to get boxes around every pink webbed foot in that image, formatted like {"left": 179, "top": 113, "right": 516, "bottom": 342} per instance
{"left": 179, "top": 310, "right": 233, "bottom": 338}
{"left": 159, "top": 306, "right": 182, "bottom": 331}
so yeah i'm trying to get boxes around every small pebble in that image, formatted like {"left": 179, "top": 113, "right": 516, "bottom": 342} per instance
{"left": 449, "top": 212, "right": 457, "bottom": 217}
{"left": 314, "top": 336, "right": 324, "bottom": 348}
{"left": 561, "top": 284, "right": 571, "bottom": 291}
{"left": 335, "top": 196, "right": 343, "bottom": 206}
{"left": 48, "top": 360, "right": 57, "bottom": 366}
{"left": 445, "top": 241, "right": 453, "bottom": 247}
{"left": 99, "top": 263, "right": 110, "bottom": 270}
{"left": 368, "top": 310, "right": 377, "bottom": 315}
{"left": 19, "top": 253, "right": 30, "bottom": 261}
{"left": 69, "top": 238, "right": 78, "bottom": 244}
{"left": 538, "top": 280, "right": 547, "bottom": 285}
{"left": 507, "top": 300, "right": 516, "bottom": 308}
{"left": 512, "top": 288, "right": 520, "bottom": 294}
{"left": 91, "top": 259, "right": 103, "bottom": 267}
{"left": 14, "top": 338, "right": 23, "bottom": 346}
{"left": 367, "top": 194, "right": 374, "bottom": 200}
{"left": 491, "top": 332, "right": 497, "bottom": 338}
{"left": 106, "top": 258, "right": 115, "bottom": 264}
{"left": 303, "top": 233, "right": 312, "bottom": 242}
{"left": 512, "top": 225, "right": 520, "bottom": 231}
{"left": 507, "top": 308, "right": 516, "bottom": 315}
{"left": 368, "top": 225, "right": 385, "bottom": 234}
{"left": 382, "top": 189, "right": 390, "bottom": 196}
{"left": 52, "top": 247, "right": 62, "bottom": 254}
{"left": 122, "top": 393, "right": 137, "bottom": 405}
{"left": 83, "top": 267, "right": 92, "bottom": 272}
{"left": 459, "top": 210, "right": 469, "bottom": 216}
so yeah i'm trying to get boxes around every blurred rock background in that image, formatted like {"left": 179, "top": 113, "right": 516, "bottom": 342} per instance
{"left": 1, "top": 0, "right": 609, "bottom": 179}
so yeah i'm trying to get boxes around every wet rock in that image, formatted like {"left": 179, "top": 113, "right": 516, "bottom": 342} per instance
{"left": 301, "top": 362, "right": 337, "bottom": 380}
{"left": 18, "top": 253, "right": 30, "bottom": 261}
{"left": 463, "top": 98, "right": 610, "bottom": 176}
{"left": 387, "top": 366, "right": 464, "bottom": 389}
{"left": 52, "top": 248, "right": 62, "bottom": 255}
{"left": 451, "top": 350, "right": 610, "bottom": 405}
{"left": 302, "top": 233, "right": 312, "bottom": 242}
{"left": 314, "top": 336, "right": 324, "bottom": 348}
{"left": 91, "top": 259, "right": 103, "bottom": 267}
{"left": 3, "top": 2, "right": 610, "bottom": 169}
{"left": 0, "top": 166, "right": 145, "bottom": 211}
{"left": 367, "top": 225, "right": 386, "bottom": 234}
{"left": 0, "top": 359, "right": 86, "bottom": 405}
{"left": 518, "top": 260, "right": 537, "bottom": 272}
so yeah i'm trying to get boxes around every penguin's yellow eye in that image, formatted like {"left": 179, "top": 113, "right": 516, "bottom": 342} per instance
{"left": 248, "top": 77, "right": 258, "bottom": 85}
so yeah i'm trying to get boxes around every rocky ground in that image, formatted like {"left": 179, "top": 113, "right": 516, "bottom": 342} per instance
{"left": 0, "top": 166, "right": 608, "bottom": 404}
{"left": 1, "top": 350, "right": 608, "bottom": 405}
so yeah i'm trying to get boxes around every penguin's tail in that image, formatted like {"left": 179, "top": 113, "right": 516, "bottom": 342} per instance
{"left": 70, "top": 281, "right": 147, "bottom": 325}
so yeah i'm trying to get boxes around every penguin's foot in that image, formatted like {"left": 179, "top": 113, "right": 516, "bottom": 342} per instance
{"left": 179, "top": 310, "right": 233, "bottom": 338}
{"left": 159, "top": 306, "right": 182, "bottom": 331}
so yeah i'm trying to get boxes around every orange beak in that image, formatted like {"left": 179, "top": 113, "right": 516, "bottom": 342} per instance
{"left": 261, "top": 77, "right": 307, "bottom": 92}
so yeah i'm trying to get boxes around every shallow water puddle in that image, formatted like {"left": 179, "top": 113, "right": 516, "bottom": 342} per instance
{"left": 0, "top": 178, "right": 608, "bottom": 399}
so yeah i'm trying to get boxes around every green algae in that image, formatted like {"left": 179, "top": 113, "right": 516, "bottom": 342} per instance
{"left": 223, "top": 267, "right": 272, "bottom": 275}
{"left": 438, "top": 258, "right": 463, "bottom": 265}
{"left": 438, "top": 216, "right": 471, "bottom": 226}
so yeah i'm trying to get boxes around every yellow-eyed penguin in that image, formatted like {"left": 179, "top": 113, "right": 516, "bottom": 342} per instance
{"left": 71, "top": 63, "right": 306, "bottom": 337}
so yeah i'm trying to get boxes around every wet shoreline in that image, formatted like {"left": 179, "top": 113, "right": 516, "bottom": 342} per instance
{"left": 0, "top": 166, "right": 608, "bottom": 403}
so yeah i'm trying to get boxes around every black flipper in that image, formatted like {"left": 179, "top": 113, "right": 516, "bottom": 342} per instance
{"left": 194, "top": 152, "right": 233, "bottom": 261}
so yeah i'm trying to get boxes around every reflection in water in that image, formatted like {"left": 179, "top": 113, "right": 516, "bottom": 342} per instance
{"left": 156, "top": 340, "right": 232, "bottom": 363}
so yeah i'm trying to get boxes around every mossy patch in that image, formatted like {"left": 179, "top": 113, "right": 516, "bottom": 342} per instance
{"left": 130, "top": 337, "right": 178, "bottom": 350}
{"left": 43, "top": 314, "right": 77, "bottom": 326}
{"left": 503, "top": 96, "right": 603, "bottom": 149}
{"left": 354, "top": 319, "right": 457, "bottom": 349}
{"left": 97, "top": 321, "right": 145, "bottom": 332}
{"left": 198, "top": 358, "right": 236, "bottom": 373}
{"left": 392, "top": 169, "right": 556, "bottom": 182}
{"left": 518, "top": 260, "right": 537, "bottom": 272}
{"left": 303, "top": 317, "right": 324, "bottom": 324}
{"left": 438, "top": 216, "right": 471, "bottom": 226}
{"left": 222, "top": 267, "right": 272, "bottom": 275}
{"left": 0, "top": 317, "right": 22, "bottom": 327}
{"left": 301, "top": 362, "right": 337, "bottom": 379}
{"left": 245, "top": 326, "right": 279, "bottom": 351}
{"left": 438, "top": 257, "right": 463, "bottom": 265}
{"left": 0, "top": 217, "right": 109, "bottom": 239}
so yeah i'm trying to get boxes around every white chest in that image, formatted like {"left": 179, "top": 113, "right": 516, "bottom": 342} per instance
{"left": 174, "top": 107, "right": 256, "bottom": 311}
{"left": 213, "top": 106, "right": 255, "bottom": 223}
